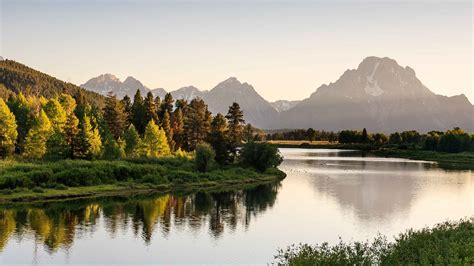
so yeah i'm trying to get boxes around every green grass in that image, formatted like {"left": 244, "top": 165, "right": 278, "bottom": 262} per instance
{"left": 374, "top": 149, "right": 474, "bottom": 170}
{"left": 274, "top": 218, "right": 474, "bottom": 265}
{"left": 0, "top": 158, "right": 286, "bottom": 203}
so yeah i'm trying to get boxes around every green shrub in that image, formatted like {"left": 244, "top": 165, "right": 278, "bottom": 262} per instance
{"left": 1, "top": 173, "right": 33, "bottom": 189}
{"left": 195, "top": 143, "right": 215, "bottom": 172}
{"left": 275, "top": 219, "right": 474, "bottom": 265}
{"left": 240, "top": 142, "right": 283, "bottom": 172}
{"left": 28, "top": 169, "right": 54, "bottom": 187}
{"left": 167, "top": 170, "right": 199, "bottom": 183}
{"left": 54, "top": 184, "right": 68, "bottom": 190}
{"left": 139, "top": 174, "right": 169, "bottom": 185}
{"left": 32, "top": 187, "right": 44, "bottom": 193}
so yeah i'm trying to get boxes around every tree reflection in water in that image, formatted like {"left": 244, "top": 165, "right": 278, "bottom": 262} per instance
{"left": 0, "top": 182, "right": 280, "bottom": 253}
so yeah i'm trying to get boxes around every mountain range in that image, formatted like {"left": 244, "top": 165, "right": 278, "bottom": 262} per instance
{"left": 80, "top": 56, "right": 473, "bottom": 132}
{"left": 1, "top": 56, "right": 471, "bottom": 132}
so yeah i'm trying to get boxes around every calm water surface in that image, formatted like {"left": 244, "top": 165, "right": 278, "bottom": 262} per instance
{"left": 1, "top": 148, "right": 472, "bottom": 264}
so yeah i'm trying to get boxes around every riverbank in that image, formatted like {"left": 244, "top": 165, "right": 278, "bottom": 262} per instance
{"left": 0, "top": 159, "right": 286, "bottom": 203}
{"left": 269, "top": 140, "right": 474, "bottom": 170}
{"left": 374, "top": 149, "right": 474, "bottom": 170}
{"left": 274, "top": 218, "right": 474, "bottom": 265}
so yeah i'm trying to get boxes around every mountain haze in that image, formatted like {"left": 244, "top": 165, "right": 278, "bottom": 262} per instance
{"left": 278, "top": 56, "right": 473, "bottom": 132}
{"left": 81, "top": 74, "right": 150, "bottom": 98}
{"left": 80, "top": 56, "right": 473, "bottom": 132}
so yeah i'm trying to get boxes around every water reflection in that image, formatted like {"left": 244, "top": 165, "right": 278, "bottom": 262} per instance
{"left": 280, "top": 148, "right": 472, "bottom": 222}
{"left": 0, "top": 182, "right": 280, "bottom": 253}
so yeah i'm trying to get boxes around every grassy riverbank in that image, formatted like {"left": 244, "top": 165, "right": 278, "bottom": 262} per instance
{"left": 0, "top": 158, "right": 285, "bottom": 203}
{"left": 374, "top": 149, "right": 474, "bottom": 170}
{"left": 269, "top": 140, "right": 474, "bottom": 170}
{"left": 275, "top": 218, "right": 474, "bottom": 265}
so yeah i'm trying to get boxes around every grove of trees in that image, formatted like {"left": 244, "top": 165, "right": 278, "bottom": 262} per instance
{"left": 0, "top": 90, "right": 251, "bottom": 163}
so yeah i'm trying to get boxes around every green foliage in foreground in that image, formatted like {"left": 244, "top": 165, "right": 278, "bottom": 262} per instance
{"left": 0, "top": 157, "right": 284, "bottom": 193}
{"left": 274, "top": 218, "right": 474, "bottom": 265}
{"left": 241, "top": 142, "right": 283, "bottom": 172}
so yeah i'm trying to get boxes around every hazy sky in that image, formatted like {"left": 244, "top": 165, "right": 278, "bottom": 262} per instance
{"left": 1, "top": 0, "right": 472, "bottom": 102}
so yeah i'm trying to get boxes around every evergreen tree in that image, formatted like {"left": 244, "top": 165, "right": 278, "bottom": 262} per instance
{"left": 64, "top": 112, "right": 79, "bottom": 158}
{"left": 103, "top": 92, "right": 127, "bottom": 139}
{"left": 154, "top": 96, "right": 162, "bottom": 119}
{"left": 175, "top": 99, "right": 188, "bottom": 110}
{"left": 74, "top": 115, "right": 102, "bottom": 159}
{"left": 0, "top": 98, "right": 18, "bottom": 158}
{"left": 45, "top": 131, "right": 70, "bottom": 160}
{"left": 144, "top": 91, "right": 159, "bottom": 125}
{"left": 361, "top": 128, "right": 369, "bottom": 143}
{"left": 73, "top": 89, "right": 87, "bottom": 119}
{"left": 141, "top": 120, "right": 170, "bottom": 157}
{"left": 208, "top": 113, "right": 229, "bottom": 164}
{"left": 243, "top": 123, "right": 254, "bottom": 142}
{"left": 23, "top": 110, "right": 53, "bottom": 159}
{"left": 183, "top": 98, "right": 211, "bottom": 151}
{"left": 43, "top": 98, "right": 67, "bottom": 132}
{"left": 131, "top": 89, "right": 146, "bottom": 135}
{"left": 123, "top": 124, "right": 141, "bottom": 157}
{"left": 160, "top": 93, "right": 174, "bottom": 118}
{"left": 172, "top": 107, "right": 185, "bottom": 150}
{"left": 306, "top": 128, "right": 316, "bottom": 142}
{"left": 120, "top": 95, "right": 132, "bottom": 126}
{"left": 225, "top": 102, "right": 245, "bottom": 160}
{"left": 162, "top": 110, "right": 174, "bottom": 150}
{"left": 101, "top": 134, "right": 125, "bottom": 160}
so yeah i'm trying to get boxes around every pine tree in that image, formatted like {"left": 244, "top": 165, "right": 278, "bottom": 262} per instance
{"left": 103, "top": 92, "right": 127, "bottom": 139}
{"left": 225, "top": 102, "right": 245, "bottom": 160}
{"left": 361, "top": 128, "right": 369, "bottom": 143}
{"left": 172, "top": 107, "right": 185, "bottom": 150}
{"left": 23, "top": 110, "right": 53, "bottom": 159}
{"left": 154, "top": 96, "right": 162, "bottom": 119}
{"left": 120, "top": 95, "right": 132, "bottom": 126}
{"left": 45, "top": 131, "right": 70, "bottom": 160}
{"left": 161, "top": 110, "right": 174, "bottom": 150}
{"left": 208, "top": 113, "right": 229, "bottom": 165}
{"left": 43, "top": 98, "right": 67, "bottom": 132}
{"left": 74, "top": 115, "right": 102, "bottom": 159}
{"left": 144, "top": 91, "right": 159, "bottom": 125}
{"left": 64, "top": 112, "right": 79, "bottom": 158}
{"left": 183, "top": 98, "right": 211, "bottom": 151}
{"left": 160, "top": 93, "right": 174, "bottom": 118}
{"left": 0, "top": 98, "right": 18, "bottom": 158}
{"left": 123, "top": 124, "right": 141, "bottom": 157}
{"left": 141, "top": 120, "right": 170, "bottom": 158}
{"left": 131, "top": 89, "right": 146, "bottom": 135}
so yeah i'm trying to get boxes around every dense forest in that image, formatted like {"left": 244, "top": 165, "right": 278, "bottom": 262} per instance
{"left": 0, "top": 60, "right": 104, "bottom": 106}
{"left": 267, "top": 127, "right": 474, "bottom": 153}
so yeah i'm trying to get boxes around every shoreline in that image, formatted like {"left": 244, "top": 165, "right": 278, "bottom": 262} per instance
{"left": 272, "top": 142, "right": 474, "bottom": 170}
{"left": 0, "top": 171, "right": 286, "bottom": 204}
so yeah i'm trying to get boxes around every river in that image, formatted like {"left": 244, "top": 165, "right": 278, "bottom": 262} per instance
{"left": 0, "top": 148, "right": 472, "bottom": 264}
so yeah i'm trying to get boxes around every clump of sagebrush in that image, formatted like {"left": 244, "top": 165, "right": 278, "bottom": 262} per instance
{"left": 274, "top": 218, "right": 474, "bottom": 265}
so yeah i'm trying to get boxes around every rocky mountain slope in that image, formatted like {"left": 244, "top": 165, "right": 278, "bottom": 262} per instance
{"left": 277, "top": 56, "right": 473, "bottom": 132}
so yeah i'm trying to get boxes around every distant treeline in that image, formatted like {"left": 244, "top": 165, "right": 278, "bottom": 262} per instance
{"left": 265, "top": 127, "right": 474, "bottom": 153}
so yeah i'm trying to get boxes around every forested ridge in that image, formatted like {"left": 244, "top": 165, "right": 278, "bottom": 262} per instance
{"left": 0, "top": 59, "right": 104, "bottom": 107}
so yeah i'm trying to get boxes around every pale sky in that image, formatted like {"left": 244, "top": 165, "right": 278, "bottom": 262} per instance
{"left": 1, "top": 0, "right": 472, "bottom": 102}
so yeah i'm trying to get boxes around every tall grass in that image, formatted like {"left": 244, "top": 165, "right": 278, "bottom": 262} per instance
{"left": 274, "top": 218, "right": 474, "bottom": 265}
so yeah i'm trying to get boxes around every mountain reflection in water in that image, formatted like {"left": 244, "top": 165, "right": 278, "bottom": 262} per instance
{"left": 0, "top": 182, "right": 280, "bottom": 253}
